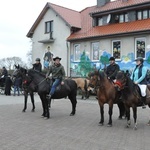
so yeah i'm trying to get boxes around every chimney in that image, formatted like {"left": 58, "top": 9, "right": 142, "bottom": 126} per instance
{"left": 97, "top": 0, "right": 110, "bottom": 7}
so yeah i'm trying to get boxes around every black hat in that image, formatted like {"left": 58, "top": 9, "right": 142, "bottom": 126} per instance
{"left": 109, "top": 57, "right": 115, "bottom": 61}
{"left": 35, "top": 58, "right": 40, "bottom": 61}
{"left": 53, "top": 56, "right": 61, "bottom": 61}
{"left": 135, "top": 57, "right": 144, "bottom": 63}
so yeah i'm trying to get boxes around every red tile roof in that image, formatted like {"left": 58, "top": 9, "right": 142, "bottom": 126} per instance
{"left": 92, "top": 0, "right": 150, "bottom": 14}
{"left": 67, "top": 0, "right": 150, "bottom": 41}
{"left": 27, "top": 2, "right": 81, "bottom": 37}
{"left": 27, "top": 0, "right": 150, "bottom": 39}
{"left": 48, "top": 3, "right": 81, "bottom": 28}
{"left": 67, "top": 19, "right": 150, "bottom": 41}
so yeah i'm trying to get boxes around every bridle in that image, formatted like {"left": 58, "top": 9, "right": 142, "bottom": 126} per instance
{"left": 114, "top": 72, "right": 127, "bottom": 90}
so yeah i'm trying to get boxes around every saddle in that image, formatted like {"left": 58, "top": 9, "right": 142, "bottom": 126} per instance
{"left": 134, "top": 84, "right": 146, "bottom": 106}
{"left": 47, "top": 78, "right": 70, "bottom": 92}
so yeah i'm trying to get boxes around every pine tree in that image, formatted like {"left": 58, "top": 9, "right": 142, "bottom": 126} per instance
{"left": 78, "top": 51, "right": 92, "bottom": 77}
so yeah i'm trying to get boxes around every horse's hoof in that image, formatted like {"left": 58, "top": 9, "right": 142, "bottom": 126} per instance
{"left": 99, "top": 122, "right": 103, "bottom": 126}
{"left": 147, "top": 121, "right": 150, "bottom": 126}
{"left": 41, "top": 115, "right": 45, "bottom": 118}
{"left": 70, "top": 113, "right": 75, "bottom": 116}
{"left": 31, "top": 110, "right": 35, "bottom": 112}
{"left": 107, "top": 124, "right": 112, "bottom": 127}
{"left": 22, "top": 110, "right": 25, "bottom": 112}
{"left": 44, "top": 117, "right": 49, "bottom": 120}
{"left": 133, "top": 127, "right": 137, "bottom": 130}
{"left": 126, "top": 125, "right": 130, "bottom": 128}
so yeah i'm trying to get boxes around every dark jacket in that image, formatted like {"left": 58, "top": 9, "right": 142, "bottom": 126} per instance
{"left": 14, "top": 77, "right": 22, "bottom": 87}
{"left": 33, "top": 63, "right": 42, "bottom": 72}
{"left": 47, "top": 63, "right": 65, "bottom": 81}
{"left": 2, "top": 68, "right": 8, "bottom": 77}
{"left": 106, "top": 63, "right": 120, "bottom": 80}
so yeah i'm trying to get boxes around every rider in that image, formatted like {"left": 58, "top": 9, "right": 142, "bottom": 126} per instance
{"left": 46, "top": 56, "right": 66, "bottom": 99}
{"left": 32, "top": 58, "right": 42, "bottom": 72}
{"left": 1, "top": 67, "right": 8, "bottom": 83}
{"left": 130, "top": 57, "right": 148, "bottom": 108}
{"left": 105, "top": 57, "right": 120, "bottom": 80}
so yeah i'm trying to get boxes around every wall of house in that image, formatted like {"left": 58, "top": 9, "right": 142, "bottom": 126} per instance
{"left": 31, "top": 8, "right": 71, "bottom": 75}
{"left": 70, "top": 34, "right": 150, "bottom": 77}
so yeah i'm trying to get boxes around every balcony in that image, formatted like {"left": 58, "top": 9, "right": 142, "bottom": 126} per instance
{"left": 38, "top": 32, "right": 55, "bottom": 43}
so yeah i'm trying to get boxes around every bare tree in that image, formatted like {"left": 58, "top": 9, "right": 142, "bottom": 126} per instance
{"left": 26, "top": 49, "right": 32, "bottom": 68}
{"left": 0, "top": 57, "right": 27, "bottom": 70}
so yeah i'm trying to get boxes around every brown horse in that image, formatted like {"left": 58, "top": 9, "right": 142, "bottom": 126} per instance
{"left": 88, "top": 70, "right": 125, "bottom": 126}
{"left": 72, "top": 78, "right": 90, "bottom": 99}
{"left": 115, "top": 71, "right": 150, "bottom": 129}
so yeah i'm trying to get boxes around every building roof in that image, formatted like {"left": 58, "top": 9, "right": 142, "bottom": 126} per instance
{"left": 27, "top": 0, "right": 150, "bottom": 40}
{"left": 68, "top": 0, "right": 150, "bottom": 41}
{"left": 27, "top": 2, "right": 81, "bottom": 37}
{"left": 67, "top": 18, "right": 150, "bottom": 41}
{"left": 91, "top": 0, "right": 150, "bottom": 14}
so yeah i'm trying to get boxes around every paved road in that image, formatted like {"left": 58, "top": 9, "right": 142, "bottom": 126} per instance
{"left": 0, "top": 94, "right": 150, "bottom": 150}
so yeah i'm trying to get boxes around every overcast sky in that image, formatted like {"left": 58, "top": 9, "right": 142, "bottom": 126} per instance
{"left": 0, "top": 0, "right": 115, "bottom": 62}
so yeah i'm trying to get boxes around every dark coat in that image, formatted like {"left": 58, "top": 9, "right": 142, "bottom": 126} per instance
{"left": 5, "top": 76, "right": 12, "bottom": 95}
{"left": 2, "top": 69, "right": 8, "bottom": 77}
{"left": 14, "top": 77, "right": 22, "bottom": 87}
{"left": 106, "top": 63, "right": 120, "bottom": 80}
{"left": 33, "top": 63, "right": 42, "bottom": 72}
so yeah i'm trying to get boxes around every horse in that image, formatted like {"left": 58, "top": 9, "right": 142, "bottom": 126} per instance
{"left": 72, "top": 78, "right": 90, "bottom": 99}
{"left": 115, "top": 71, "right": 150, "bottom": 129}
{"left": 88, "top": 70, "right": 125, "bottom": 126}
{"left": 13, "top": 66, "right": 77, "bottom": 119}
{"left": 13, "top": 65, "right": 36, "bottom": 112}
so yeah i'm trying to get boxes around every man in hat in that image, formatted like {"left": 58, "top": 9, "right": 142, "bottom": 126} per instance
{"left": 105, "top": 57, "right": 120, "bottom": 80}
{"left": 46, "top": 56, "right": 66, "bottom": 99}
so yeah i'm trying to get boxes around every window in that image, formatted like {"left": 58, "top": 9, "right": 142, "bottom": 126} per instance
{"left": 115, "top": 13, "right": 128, "bottom": 23}
{"left": 125, "top": 13, "right": 129, "bottom": 22}
{"left": 74, "top": 44, "right": 81, "bottom": 61}
{"left": 119, "top": 14, "right": 124, "bottom": 23}
{"left": 135, "top": 38, "right": 146, "bottom": 58}
{"left": 137, "top": 10, "right": 149, "bottom": 20}
{"left": 98, "top": 18, "right": 103, "bottom": 26}
{"left": 92, "top": 42, "right": 100, "bottom": 61}
{"left": 45, "top": 21, "right": 53, "bottom": 33}
{"left": 137, "top": 11, "right": 142, "bottom": 20}
{"left": 143, "top": 10, "right": 148, "bottom": 19}
{"left": 112, "top": 40, "right": 121, "bottom": 60}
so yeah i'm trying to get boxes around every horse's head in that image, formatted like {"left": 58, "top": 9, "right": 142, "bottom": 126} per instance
{"left": 87, "top": 70, "right": 100, "bottom": 92}
{"left": 13, "top": 65, "right": 27, "bottom": 78}
{"left": 115, "top": 71, "right": 127, "bottom": 91}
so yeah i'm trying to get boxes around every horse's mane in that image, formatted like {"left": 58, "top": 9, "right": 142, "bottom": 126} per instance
{"left": 126, "top": 74, "right": 140, "bottom": 93}
{"left": 117, "top": 71, "right": 139, "bottom": 96}
{"left": 28, "top": 69, "right": 46, "bottom": 78}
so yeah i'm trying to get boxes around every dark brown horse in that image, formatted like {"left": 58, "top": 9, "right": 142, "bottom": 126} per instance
{"left": 88, "top": 70, "right": 125, "bottom": 126}
{"left": 13, "top": 65, "right": 36, "bottom": 112}
{"left": 115, "top": 71, "right": 150, "bottom": 129}
{"left": 13, "top": 66, "right": 77, "bottom": 119}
